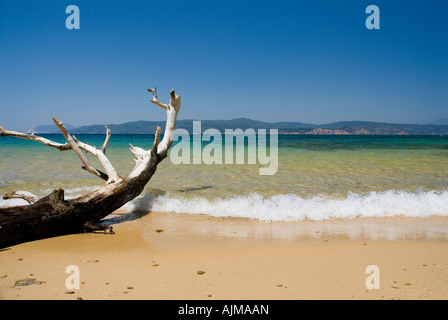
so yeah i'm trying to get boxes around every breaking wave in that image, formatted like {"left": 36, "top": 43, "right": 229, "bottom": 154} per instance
{"left": 2, "top": 188, "right": 447, "bottom": 222}
{"left": 121, "top": 190, "right": 448, "bottom": 222}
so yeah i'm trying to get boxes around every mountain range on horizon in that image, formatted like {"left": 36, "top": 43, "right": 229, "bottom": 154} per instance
{"left": 27, "top": 118, "right": 448, "bottom": 135}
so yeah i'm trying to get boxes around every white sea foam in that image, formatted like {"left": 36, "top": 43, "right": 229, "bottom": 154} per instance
{"left": 2, "top": 188, "right": 447, "bottom": 222}
{"left": 121, "top": 190, "right": 448, "bottom": 222}
{"left": 0, "top": 198, "right": 29, "bottom": 207}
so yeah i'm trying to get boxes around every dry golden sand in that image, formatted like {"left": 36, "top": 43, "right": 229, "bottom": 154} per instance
{"left": 0, "top": 211, "right": 447, "bottom": 300}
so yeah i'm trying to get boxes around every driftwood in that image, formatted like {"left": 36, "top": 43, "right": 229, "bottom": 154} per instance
{"left": 0, "top": 88, "right": 180, "bottom": 247}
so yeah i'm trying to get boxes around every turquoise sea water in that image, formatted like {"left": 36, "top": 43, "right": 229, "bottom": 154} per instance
{"left": 1, "top": 134, "right": 447, "bottom": 221}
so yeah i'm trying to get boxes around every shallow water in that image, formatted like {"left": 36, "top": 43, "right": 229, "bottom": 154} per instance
{"left": 1, "top": 134, "right": 447, "bottom": 221}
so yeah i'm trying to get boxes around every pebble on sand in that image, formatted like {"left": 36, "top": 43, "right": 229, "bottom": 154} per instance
{"left": 14, "top": 278, "right": 45, "bottom": 287}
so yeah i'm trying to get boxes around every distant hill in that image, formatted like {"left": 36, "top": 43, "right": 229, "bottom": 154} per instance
{"left": 430, "top": 118, "right": 448, "bottom": 125}
{"left": 27, "top": 124, "right": 76, "bottom": 134}
{"left": 68, "top": 118, "right": 316, "bottom": 134}
{"left": 29, "top": 118, "right": 448, "bottom": 135}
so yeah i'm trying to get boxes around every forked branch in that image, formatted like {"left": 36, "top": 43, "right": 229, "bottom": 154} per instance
{"left": 52, "top": 117, "right": 111, "bottom": 181}
{"left": 148, "top": 88, "right": 181, "bottom": 156}
{"left": 0, "top": 119, "right": 120, "bottom": 183}
{"left": 147, "top": 87, "right": 168, "bottom": 110}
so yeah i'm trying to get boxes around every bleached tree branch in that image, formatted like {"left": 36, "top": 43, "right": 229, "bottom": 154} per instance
{"left": 156, "top": 89, "right": 181, "bottom": 156}
{"left": 147, "top": 87, "right": 168, "bottom": 110}
{"left": 73, "top": 135, "right": 120, "bottom": 183}
{"left": 0, "top": 126, "right": 70, "bottom": 150}
{"left": 0, "top": 87, "right": 181, "bottom": 247}
{"left": 52, "top": 117, "right": 108, "bottom": 181}
{"left": 126, "top": 89, "right": 179, "bottom": 179}
{"left": 3, "top": 191, "right": 38, "bottom": 205}
{"left": 150, "top": 126, "right": 162, "bottom": 157}
{"left": 101, "top": 126, "right": 111, "bottom": 154}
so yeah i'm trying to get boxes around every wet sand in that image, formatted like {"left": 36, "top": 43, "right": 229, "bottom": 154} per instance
{"left": 1, "top": 211, "right": 447, "bottom": 300}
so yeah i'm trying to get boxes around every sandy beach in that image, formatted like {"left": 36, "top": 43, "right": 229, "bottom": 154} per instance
{"left": 0, "top": 211, "right": 447, "bottom": 300}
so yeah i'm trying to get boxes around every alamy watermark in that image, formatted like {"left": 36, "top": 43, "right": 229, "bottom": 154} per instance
{"left": 64, "top": 5, "right": 379, "bottom": 31}
{"left": 169, "top": 121, "right": 278, "bottom": 175}
{"left": 65, "top": 264, "right": 80, "bottom": 290}
{"left": 365, "top": 265, "right": 380, "bottom": 289}
{"left": 66, "top": 5, "right": 80, "bottom": 30}
{"left": 365, "top": 5, "right": 380, "bottom": 30}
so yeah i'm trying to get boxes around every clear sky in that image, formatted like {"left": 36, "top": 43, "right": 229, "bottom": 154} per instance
{"left": 0, "top": 0, "right": 447, "bottom": 131}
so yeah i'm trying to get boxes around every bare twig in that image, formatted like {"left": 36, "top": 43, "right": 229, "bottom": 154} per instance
{"left": 101, "top": 126, "right": 111, "bottom": 154}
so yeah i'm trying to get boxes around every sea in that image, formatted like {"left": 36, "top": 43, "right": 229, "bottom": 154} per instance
{"left": 1, "top": 134, "right": 448, "bottom": 222}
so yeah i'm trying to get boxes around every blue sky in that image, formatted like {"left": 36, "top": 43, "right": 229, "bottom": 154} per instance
{"left": 0, "top": 0, "right": 447, "bottom": 131}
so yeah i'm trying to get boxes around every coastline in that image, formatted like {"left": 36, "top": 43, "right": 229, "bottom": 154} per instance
{"left": 0, "top": 211, "right": 447, "bottom": 300}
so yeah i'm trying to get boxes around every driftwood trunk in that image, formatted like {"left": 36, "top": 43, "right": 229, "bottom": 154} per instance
{"left": 0, "top": 88, "right": 180, "bottom": 247}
